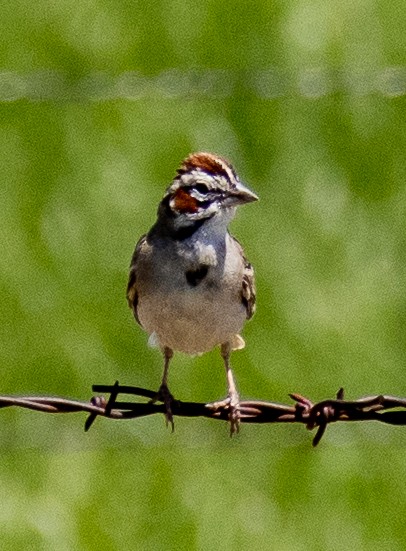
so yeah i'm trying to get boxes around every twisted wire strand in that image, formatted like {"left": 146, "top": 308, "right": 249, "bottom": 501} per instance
{"left": 1, "top": 383, "right": 406, "bottom": 445}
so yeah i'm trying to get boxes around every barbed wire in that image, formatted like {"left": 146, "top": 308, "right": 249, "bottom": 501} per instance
{"left": 0, "top": 67, "right": 405, "bottom": 102}
{"left": 1, "top": 383, "right": 406, "bottom": 445}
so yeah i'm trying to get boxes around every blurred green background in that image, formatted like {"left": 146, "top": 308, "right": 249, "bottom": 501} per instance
{"left": 1, "top": 1, "right": 406, "bottom": 549}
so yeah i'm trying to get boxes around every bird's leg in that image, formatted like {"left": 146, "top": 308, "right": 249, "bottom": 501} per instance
{"left": 207, "top": 343, "right": 241, "bottom": 435}
{"left": 151, "top": 346, "right": 175, "bottom": 431}
{"left": 222, "top": 343, "right": 241, "bottom": 435}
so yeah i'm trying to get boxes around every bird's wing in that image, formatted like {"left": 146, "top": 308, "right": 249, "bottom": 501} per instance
{"left": 126, "top": 234, "right": 147, "bottom": 326}
{"left": 231, "top": 235, "right": 256, "bottom": 320}
{"left": 241, "top": 257, "right": 256, "bottom": 320}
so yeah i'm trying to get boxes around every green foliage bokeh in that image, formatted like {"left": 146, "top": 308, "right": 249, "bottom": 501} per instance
{"left": 1, "top": 1, "right": 406, "bottom": 549}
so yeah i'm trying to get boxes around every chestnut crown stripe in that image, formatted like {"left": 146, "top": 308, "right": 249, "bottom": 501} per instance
{"left": 177, "top": 152, "right": 235, "bottom": 182}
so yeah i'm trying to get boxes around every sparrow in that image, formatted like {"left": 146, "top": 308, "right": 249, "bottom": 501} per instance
{"left": 127, "top": 152, "right": 257, "bottom": 434}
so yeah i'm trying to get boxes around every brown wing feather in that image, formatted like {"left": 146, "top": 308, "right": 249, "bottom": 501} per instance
{"left": 126, "top": 234, "right": 147, "bottom": 326}
{"left": 242, "top": 259, "right": 256, "bottom": 319}
{"left": 231, "top": 235, "right": 256, "bottom": 320}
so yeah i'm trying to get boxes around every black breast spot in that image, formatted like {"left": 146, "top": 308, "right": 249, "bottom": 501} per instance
{"left": 185, "top": 266, "right": 209, "bottom": 287}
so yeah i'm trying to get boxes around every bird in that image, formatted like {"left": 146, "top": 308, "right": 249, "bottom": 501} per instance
{"left": 127, "top": 152, "right": 258, "bottom": 434}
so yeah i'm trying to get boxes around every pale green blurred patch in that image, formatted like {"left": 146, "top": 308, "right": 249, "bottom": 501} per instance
{"left": 1, "top": 1, "right": 406, "bottom": 549}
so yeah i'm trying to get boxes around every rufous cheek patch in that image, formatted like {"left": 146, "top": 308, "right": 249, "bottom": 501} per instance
{"left": 172, "top": 188, "right": 199, "bottom": 213}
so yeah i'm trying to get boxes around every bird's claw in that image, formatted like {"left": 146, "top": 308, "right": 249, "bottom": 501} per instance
{"left": 207, "top": 393, "right": 240, "bottom": 436}
{"left": 150, "top": 384, "right": 175, "bottom": 431}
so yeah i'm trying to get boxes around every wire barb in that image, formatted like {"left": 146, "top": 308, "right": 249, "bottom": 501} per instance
{"left": 1, "top": 385, "right": 406, "bottom": 445}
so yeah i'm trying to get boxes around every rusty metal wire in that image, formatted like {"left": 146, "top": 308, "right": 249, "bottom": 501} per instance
{"left": 1, "top": 68, "right": 406, "bottom": 102}
{"left": 1, "top": 383, "right": 406, "bottom": 445}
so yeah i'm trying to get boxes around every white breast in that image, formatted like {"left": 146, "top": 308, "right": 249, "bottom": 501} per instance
{"left": 136, "top": 233, "right": 247, "bottom": 355}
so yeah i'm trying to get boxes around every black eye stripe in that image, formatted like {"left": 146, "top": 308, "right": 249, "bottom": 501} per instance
{"left": 198, "top": 199, "right": 214, "bottom": 209}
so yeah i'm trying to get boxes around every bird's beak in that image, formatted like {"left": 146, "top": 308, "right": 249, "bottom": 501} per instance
{"left": 228, "top": 181, "right": 259, "bottom": 206}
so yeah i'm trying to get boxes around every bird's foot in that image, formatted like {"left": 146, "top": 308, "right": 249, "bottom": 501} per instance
{"left": 150, "top": 383, "right": 175, "bottom": 432}
{"left": 207, "top": 391, "right": 240, "bottom": 436}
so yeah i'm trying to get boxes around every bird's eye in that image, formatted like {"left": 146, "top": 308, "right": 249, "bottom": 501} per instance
{"left": 194, "top": 183, "right": 210, "bottom": 195}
